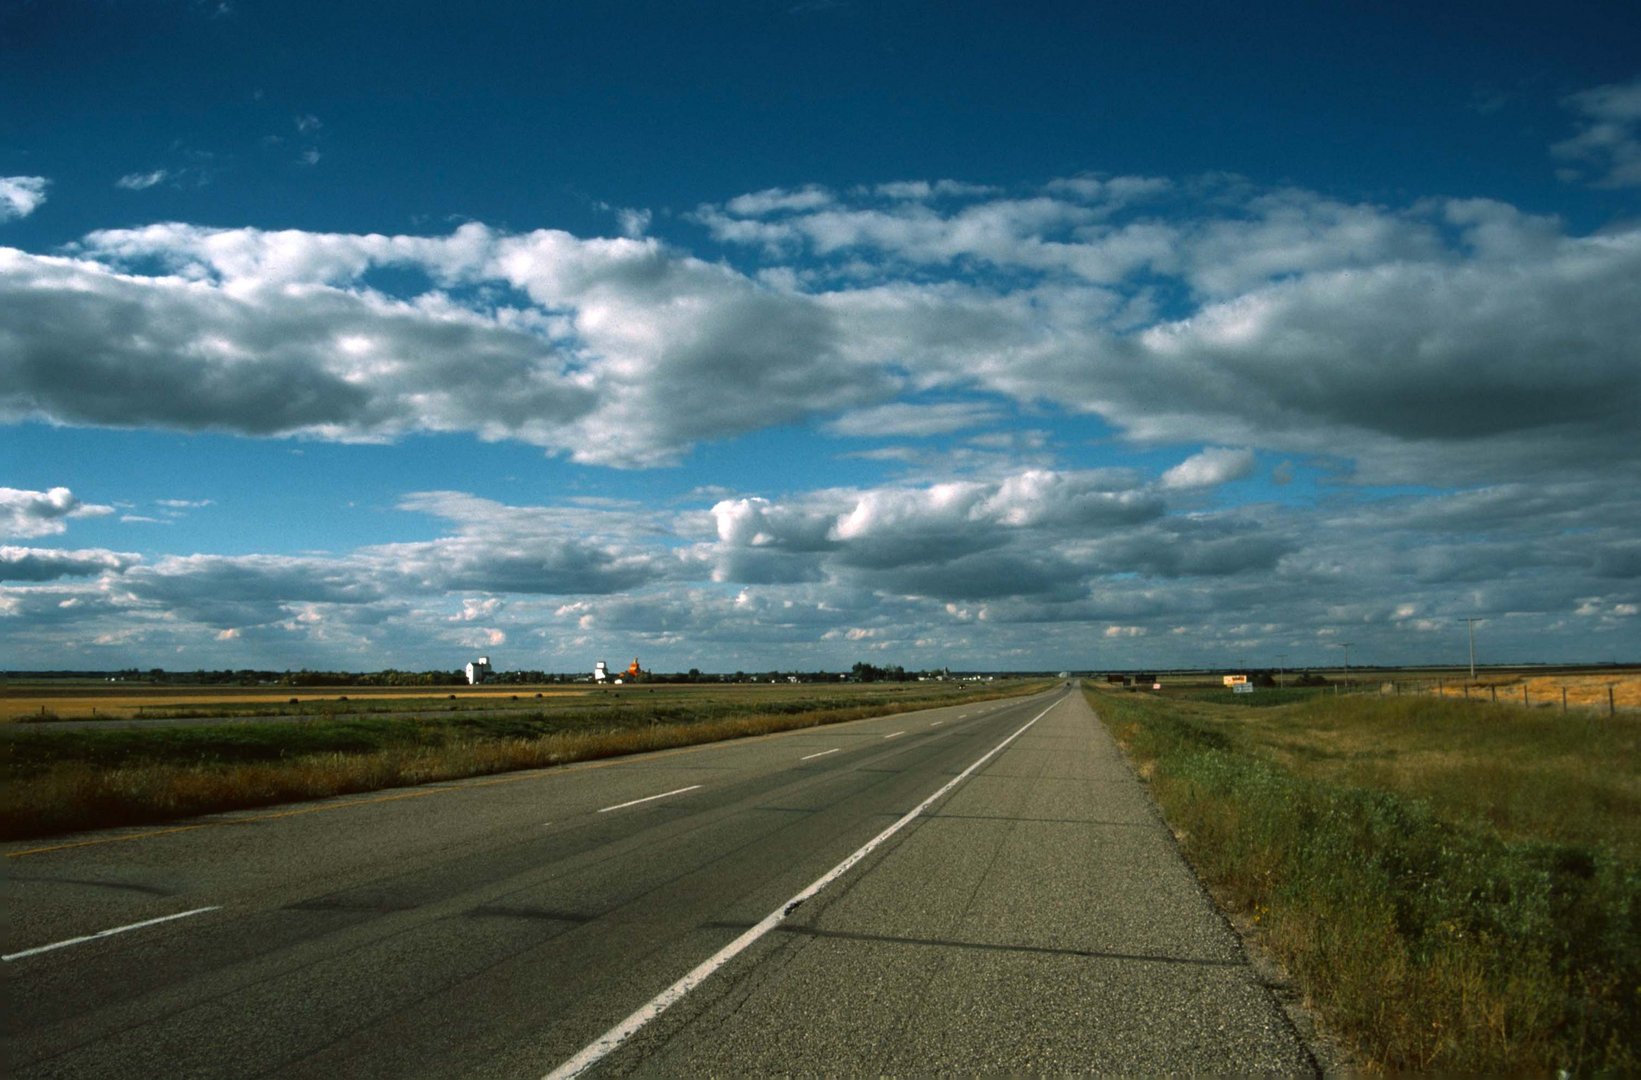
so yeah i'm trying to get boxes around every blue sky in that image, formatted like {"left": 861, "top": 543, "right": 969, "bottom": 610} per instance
{"left": 3, "top": 1, "right": 1638, "bottom": 673}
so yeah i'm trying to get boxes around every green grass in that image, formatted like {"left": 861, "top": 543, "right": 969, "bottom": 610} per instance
{"left": 1092, "top": 688, "right": 1639, "bottom": 1074}
{"left": 1165, "top": 685, "right": 1339, "bottom": 708}
{"left": 0, "top": 682, "right": 1048, "bottom": 841}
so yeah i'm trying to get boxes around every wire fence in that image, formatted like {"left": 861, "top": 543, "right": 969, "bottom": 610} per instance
{"left": 1330, "top": 676, "right": 1635, "bottom": 717}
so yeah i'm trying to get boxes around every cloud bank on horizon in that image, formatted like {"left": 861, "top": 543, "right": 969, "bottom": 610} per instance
{"left": 2, "top": 9, "right": 1637, "bottom": 672}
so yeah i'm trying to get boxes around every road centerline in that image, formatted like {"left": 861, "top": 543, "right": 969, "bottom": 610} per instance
{"left": 800, "top": 748, "right": 841, "bottom": 761}
{"left": 542, "top": 692, "right": 1063, "bottom": 1080}
{"left": 597, "top": 785, "right": 702, "bottom": 814}
{"left": 4, "top": 906, "right": 222, "bottom": 963}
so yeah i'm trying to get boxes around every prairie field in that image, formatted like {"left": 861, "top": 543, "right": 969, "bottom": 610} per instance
{"left": 1419, "top": 670, "right": 1641, "bottom": 710}
{"left": 1141, "top": 666, "right": 1641, "bottom": 710}
{"left": 1093, "top": 685, "right": 1639, "bottom": 1073}
{"left": 0, "top": 683, "right": 593, "bottom": 723}
{"left": 0, "top": 679, "right": 1045, "bottom": 840}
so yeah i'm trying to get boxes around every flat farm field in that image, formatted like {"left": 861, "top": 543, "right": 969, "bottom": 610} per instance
{"left": 0, "top": 679, "right": 1045, "bottom": 840}
{"left": 1424, "top": 670, "right": 1641, "bottom": 709}
{"left": 0, "top": 682, "right": 591, "bottom": 723}
{"left": 1146, "top": 665, "right": 1641, "bottom": 715}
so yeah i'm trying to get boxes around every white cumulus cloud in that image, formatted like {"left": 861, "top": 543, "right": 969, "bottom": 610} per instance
{"left": 116, "top": 169, "right": 171, "bottom": 191}
{"left": 0, "top": 487, "right": 115, "bottom": 539}
{"left": 0, "top": 176, "right": 49, "bottom": 221}
{"left": 2, "top": 174, "right": 1637, "bottom": 491}
{"left": 0, "top": 545, "right": 139, "bottom": 581}
{"left": 1161, "top": 448, "right": 1257, "bottom": 490}
{"left": 1553, "top": 76, "right": 1641, "bottom": 188}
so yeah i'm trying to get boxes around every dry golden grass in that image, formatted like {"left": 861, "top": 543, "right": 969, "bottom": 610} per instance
{"left": 1, "top": 682, "right": 1052, "bottom": 839}
{"left": 0, "top": 685, "right": 592, "bottom": 722}
{"left": 1420, "top": 672, "right": 1641, "bottom": 710}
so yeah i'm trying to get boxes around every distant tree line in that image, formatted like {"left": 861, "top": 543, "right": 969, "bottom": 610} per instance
{"left": 850, "top": 661, "right": 912, "bottom": 683}
{"left": 9, "top": 663, "right": 972, "bottom": 686}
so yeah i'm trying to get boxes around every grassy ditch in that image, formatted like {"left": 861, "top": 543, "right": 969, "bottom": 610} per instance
{"left": 1092, "top": 688, "right": 1639, "bottom": 1074}
{"left": 1, "top": 682, "right": 1048, "bottom": 841}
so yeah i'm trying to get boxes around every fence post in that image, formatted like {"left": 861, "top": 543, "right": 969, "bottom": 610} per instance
{"left": 1562, "top": 687, "right": 1567, "bottom": 714}
{"left": 1490, "top": 685, "right": 1497, "bottom": 704}
{"left": 1612, "top": 686, "right": 1618, "bottom": 718}
{"left": 1523, "top": 685, "right": 1529, "bottom": 707}
{"left": 1463, "top": 684, "right": 1469, "bottom": 700}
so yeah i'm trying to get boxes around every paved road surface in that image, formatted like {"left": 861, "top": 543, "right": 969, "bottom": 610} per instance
{"left": 4, "top": 686, "right": 1316, "bottom": 1077}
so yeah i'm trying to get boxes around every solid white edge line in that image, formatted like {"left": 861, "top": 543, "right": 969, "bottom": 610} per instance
{"left": 4, "top": 906, "right": 222, "bottom": 962}
{"left": 800, "top": 748, "right": 841, "bottom": 761}
{"left": 543, "top": 694, "right": 1063, "bottom": 1080}
{"left": 597, "top": 785, "right": 703, "bottom": 814}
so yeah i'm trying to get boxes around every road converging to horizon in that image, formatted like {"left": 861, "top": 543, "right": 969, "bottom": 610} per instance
{"left": 4, "top": 685, "right": 1315, "bottom": 1077}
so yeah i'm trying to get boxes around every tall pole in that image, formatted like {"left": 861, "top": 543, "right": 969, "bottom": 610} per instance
{"left": 1333, "top": 642, "right": 1353, "bottom": 687}
{"left": 1464, "top": 617, "right": 1477, "bottom": 682}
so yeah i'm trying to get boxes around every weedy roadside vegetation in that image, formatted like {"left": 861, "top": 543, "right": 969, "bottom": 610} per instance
{"left": 1, "top": 683, "right": 1047, "bottom": 841}
{"left": 1093, "top": 687, "right": 1639, "bottom": 1074}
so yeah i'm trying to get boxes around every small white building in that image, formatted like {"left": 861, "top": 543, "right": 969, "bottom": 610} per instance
{"left": 465, "top": 656, "right": 492, "bottom": 685}
{"left": 593, "top": 660, "right": 609, "bottom": 683}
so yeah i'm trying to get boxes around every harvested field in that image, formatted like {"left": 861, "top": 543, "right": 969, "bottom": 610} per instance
{"left": 1418, "top": 671, "right": 1641, "bottom": 710}
{"left": 0, "top": 679, "right": 1047, "bottom": 839}
{"left": 0, "top": 684, "right": 591, "bottom": 723}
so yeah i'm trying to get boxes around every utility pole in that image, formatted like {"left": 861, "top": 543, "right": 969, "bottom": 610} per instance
{"left": 1463, "top": 617, "right": 1478, "bottom": 682}
{"left": 1333, "top": 642, "right": 1353, "bottom": 687}
{"left": 1275, "top": 653, "right": 1287, "bottom": 689}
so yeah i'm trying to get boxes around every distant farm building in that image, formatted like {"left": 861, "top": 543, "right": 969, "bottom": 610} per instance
{"left": 593, "top": 658, "right": 644, "bottom": 683}
{"left": 465, "top": 656, "right": 492, "bottom": 685}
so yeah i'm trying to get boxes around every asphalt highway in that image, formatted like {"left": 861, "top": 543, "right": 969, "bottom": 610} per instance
{"left": 3, "top": 685, "right": 1316, "bottom": 1077}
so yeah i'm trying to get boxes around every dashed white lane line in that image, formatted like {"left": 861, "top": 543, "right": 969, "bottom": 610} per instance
{"left": 800, "top": 748, "right": 841, "bottom": 761}
{"left": 882, "top": 730, "right": 905, "bottom": 740}
{"left": 4, "top": 906, "right": 222, "bottom": 963}
{"left": 543, "top": 696, "right": 1061, "bottom": 1080}
{"left": 929, "top": 720, "right": 944, "bottom": 727}
{"left": 597, "top": 785, "right": 702, "bottom": 814}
